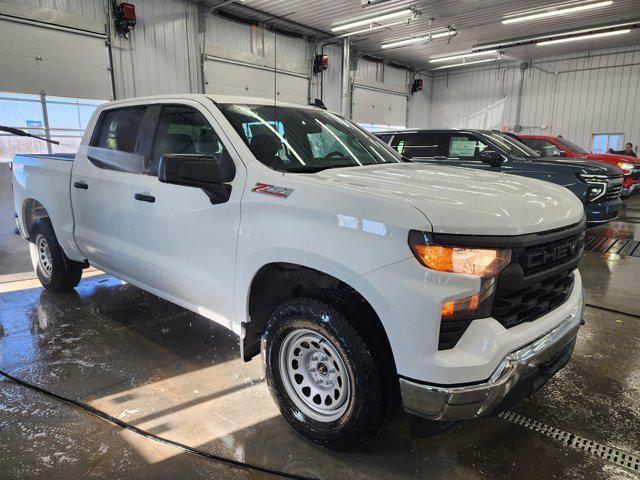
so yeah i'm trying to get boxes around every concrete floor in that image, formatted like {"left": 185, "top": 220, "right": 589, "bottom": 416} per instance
{"left": 1, "top": 166, "right": 639, "bottom": 478}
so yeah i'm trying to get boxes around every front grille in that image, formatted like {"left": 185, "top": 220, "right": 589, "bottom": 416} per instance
{"left": 517, "top": 232, "right": 585, "bottom": 276}
{"left": 631, "top": 170, "right": 640, "bottom": 180}
{"left": 605, "top": 181, "right": 622, "bottom": 201}
{"left": 492, "top": 272, "right": 574, "bottom": 329}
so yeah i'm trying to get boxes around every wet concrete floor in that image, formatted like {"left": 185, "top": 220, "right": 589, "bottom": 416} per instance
{"left": 0, "top": 192, "right": 639, "bottom": 479}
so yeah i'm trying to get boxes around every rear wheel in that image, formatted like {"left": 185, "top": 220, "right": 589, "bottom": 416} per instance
{"left": 262, "top": 295, "right": 394, "bottom": 450}
{"left": 29, "top": 218, "right": 83, "bottom": 291}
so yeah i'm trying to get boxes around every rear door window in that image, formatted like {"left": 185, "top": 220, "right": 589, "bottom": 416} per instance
{"left": 92, "top": 107, "right": 146, "bottom": 153}
{"left": 391, "top": 134, "right": 447, "bottom": 158}
{"left": 447, "top": 135, "right": 489, "bottom": 160}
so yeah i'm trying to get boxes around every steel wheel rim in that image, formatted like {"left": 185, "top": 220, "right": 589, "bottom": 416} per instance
{"left": 278, "top": 328, "right": 351, "bottom": 423}
{"left": 36, "top": 234, "right": 53, "bottom": 278}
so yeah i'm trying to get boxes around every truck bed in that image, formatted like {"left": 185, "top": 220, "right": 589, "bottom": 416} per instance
{"left": 12, "top": 152, "right": 80, "bottom": 260}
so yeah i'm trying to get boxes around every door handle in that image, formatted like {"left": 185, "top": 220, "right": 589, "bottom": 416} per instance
{"left": 73, "top": 181, "right": 88, "bottom": 190}
{"left": 134, "top": 193, "right": 155, "bottom": 203}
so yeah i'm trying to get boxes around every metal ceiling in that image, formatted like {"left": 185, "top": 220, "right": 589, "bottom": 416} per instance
{"left": 209, "top": 0, "right": 640, "bottom": 69}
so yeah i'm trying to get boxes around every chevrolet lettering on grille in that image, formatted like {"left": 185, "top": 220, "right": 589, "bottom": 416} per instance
{"left": 521, "top": 235, "right": 585, "bottom": 270}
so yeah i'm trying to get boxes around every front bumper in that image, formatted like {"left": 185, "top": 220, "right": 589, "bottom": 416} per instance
{"left": 586, "top": 197, "right": 621, "bottom": 226}
{"left": 399, "top": 290, "right": 584, "bottom": 421}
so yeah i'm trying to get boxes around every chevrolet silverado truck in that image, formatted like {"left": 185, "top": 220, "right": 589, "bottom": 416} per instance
{"left": 518, "top": 134, "right": 640, "bottom": 196}
{"left": 13, "top": 95, "right": 586, "bottom": 450}
{"left": 376, "top": 129, "right": 622, "bottom": 227}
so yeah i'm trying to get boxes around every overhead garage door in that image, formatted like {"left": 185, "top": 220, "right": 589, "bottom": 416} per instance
{"left": 352, "top": 86, "right": 407, "bottom": 128}
{"left": 0, "top": 17, "right": 111, "bottom": 100}
{"left": 205, "top": 58, "right": 308, "bottom": 105}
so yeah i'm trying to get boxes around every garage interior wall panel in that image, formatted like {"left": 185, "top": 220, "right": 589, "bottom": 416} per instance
{"left": 0, "top": 17, "right": 111, "bottom": 99}
{"left": 352, "top": 87, "right": 407, "bottom": 127}
{"left": 6, "top": 0, "right": 105, "bottom": 21}
{"left": 205, "top": 15, "right": 309, "bottom": 104}
{"left": 111, "top": 0, "right": 199, "bottom": 99}
{"left": 429, "top": 46, "right": 640, "bottom": 151}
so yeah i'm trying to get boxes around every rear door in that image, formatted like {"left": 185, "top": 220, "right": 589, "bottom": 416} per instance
{"left": 71, "top": 106, "right": 147, "bottom": 276}
{"left": 129, "top": 100, "right": 245, "bottom": 330}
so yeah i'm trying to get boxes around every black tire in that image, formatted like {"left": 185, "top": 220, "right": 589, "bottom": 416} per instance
{"left": 29, "top": 218, "right": 83, "bottom": 291}
{"left": 262, "top": 294, "right": 394, "bottom": 450}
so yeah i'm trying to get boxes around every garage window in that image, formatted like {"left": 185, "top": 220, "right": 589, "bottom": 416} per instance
{"left": 0, "top": 91, "right": 104, "bottom": 161}
{"left": 592, "top": 133, "right": 623, "bottom": 154}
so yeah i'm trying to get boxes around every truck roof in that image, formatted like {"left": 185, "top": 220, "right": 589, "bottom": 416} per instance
{"left": 98, "top": 94, "right": 321, "bottom": 110}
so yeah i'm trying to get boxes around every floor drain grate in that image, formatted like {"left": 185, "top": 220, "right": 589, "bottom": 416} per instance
{"left": 584, "top": 235, "right": 640, "bottom": 256}
{"left": 499, "top": 411, "right": 640, "bottom": 472}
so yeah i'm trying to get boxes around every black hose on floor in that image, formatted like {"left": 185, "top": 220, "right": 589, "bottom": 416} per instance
{"left": 0, "top": 369, "right": 319, "bottom": 480}
{"left": 585, "top": 302, "right": 640, "bottom": 319}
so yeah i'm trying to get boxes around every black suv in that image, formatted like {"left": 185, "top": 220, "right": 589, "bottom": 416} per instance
{"left": 376, "top": 129, "right": 622, "bottom": 227}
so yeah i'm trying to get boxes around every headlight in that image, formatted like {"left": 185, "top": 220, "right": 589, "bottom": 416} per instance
{"left": 408, "top": 231, "right": 512, "bottom": 322}
{"left": 408, "top": 233, "right": 511, "bottom": 277}
{"left": 617, "top": 162, "right": 634, "bottom": 174}
{"left": 577, "top": 173, "right": 608, "bottom": 202}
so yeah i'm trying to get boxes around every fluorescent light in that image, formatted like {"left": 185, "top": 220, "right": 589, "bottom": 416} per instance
{"left": 429, "top": 50, "right": 498, "bottom": 63}
{"left": 537, "top": 28, "right": 630, "bottom": 45}
{"left": 503, "top": 1, "right": 613, "bottom": 24}
{"left": 335, "top": 19, "right": 409, "bottom": 38}
{"left": 331, "top": 8, "right": 414, "bottom": 32}
{"left": 432, "top": 58, "right": 498, "bottom": 70}
{"left": 473, "top": 21, "right": 638, "bottom": 50}
{"left": 381, "top": 29, "right": 455, "bottom": 49}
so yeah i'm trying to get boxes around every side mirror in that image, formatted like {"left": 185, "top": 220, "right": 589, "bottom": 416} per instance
{"left": 479, "top": 150, "right": 503, "bottom": 167}
{"left": 158, "top": 153, "right": 235, "bottom": 204}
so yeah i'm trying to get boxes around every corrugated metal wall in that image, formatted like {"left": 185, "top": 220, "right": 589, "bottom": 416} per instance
{"left": 111, "top": 0, "right": 199, "bottom": 98}
{"left": 429, "top": 46, "right": 640, "bottom": 151}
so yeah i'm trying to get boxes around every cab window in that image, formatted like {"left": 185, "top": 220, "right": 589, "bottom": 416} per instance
{"left": 148, "top": 105, "right": 227, "bottom": 176}
{"left": 391, "top": 134, "right": 447, "bottom": 158}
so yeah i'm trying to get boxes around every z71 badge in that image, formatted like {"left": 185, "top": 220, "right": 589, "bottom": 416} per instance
{"left": 252, "top": 183, "right": 294, "bottom": 198}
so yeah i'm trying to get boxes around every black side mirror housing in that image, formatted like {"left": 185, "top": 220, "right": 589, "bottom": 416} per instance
{"left": 479, "top": 150, "right": 503, "bottom": 167}
{"left": 158, "top": 153, "right": 235, "bottom": 204}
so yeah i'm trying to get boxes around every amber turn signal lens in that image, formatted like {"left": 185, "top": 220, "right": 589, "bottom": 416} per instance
{"left": 413, "top": 244, "right": 454, "bottom": 272}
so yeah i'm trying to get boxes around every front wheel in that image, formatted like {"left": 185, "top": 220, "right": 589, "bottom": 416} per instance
{"left": 262, "top": 295, "right": 395, "bottom": 450}
{"left": 29, "top": 218, "right": 83, "bottom": 291}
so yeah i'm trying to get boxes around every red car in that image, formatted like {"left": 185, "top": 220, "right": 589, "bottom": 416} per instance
{"left": 519, "top": 135, "right": 640, "bottom": 196}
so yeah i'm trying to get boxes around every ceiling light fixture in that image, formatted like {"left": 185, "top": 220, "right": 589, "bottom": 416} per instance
{"left": 432, "top": 58, "right": 499, "bottom": 70}
{"left": 429, "top": 50, "right": 498, "bottom": 63}
{"left": 472, "top": 21, "right": 638, "bottom": 51}
{"left": 537, "top": 28, "right": 630, "bottom": 45}
{"left": 331, "top": 8, "right": 415, "bottom": 32}
{"left": 503, "top": 1, "right": 613, "bottom": 25}
{"left": 381, "top": 28, "right": 456, "bottom": 49}
{"left": 335, "top": 19, "right": 410, "bottom": 38}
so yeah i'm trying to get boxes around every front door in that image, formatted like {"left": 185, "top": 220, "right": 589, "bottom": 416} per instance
{"left": 129, "top": 101, "right": 244, "bottom": 331}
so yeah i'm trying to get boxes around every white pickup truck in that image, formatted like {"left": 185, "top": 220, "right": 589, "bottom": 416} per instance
{"left": 12, "top": 95, "right": 586, "bottom": 450}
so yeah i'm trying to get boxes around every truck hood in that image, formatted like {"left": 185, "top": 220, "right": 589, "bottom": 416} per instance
{"left": 583, "top": 153, "right": 640, "bottom": 165}
{"left": 534, "top": 157, "right": 621, "bottom": 176}
{"left": 307, "top": 163, "right": 584, "bottom": 235}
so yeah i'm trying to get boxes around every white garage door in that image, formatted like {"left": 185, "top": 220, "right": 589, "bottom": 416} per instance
{"left": 0, "top": 18, "right": 111, "bottom": 100}
{"left": 206, "top": 59, "right": 308, "bottom": 105}
{"left": 352, "top": 86, "right": 407, "bottom": 127}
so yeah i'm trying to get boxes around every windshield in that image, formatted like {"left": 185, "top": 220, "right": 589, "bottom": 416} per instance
{"left": 216, "top": 103, "right": 402, "bottom": 172}
{"left": 480, "top": 132, "right": 541, "bottom": 158}
{"left": 556, "top": 137, "right": 589, "bottom": 155}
